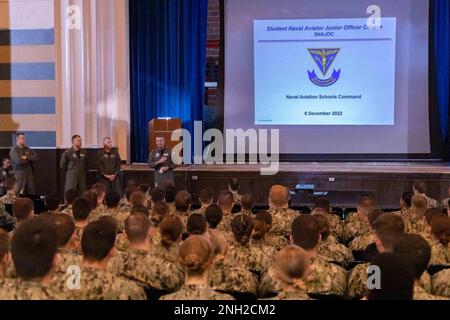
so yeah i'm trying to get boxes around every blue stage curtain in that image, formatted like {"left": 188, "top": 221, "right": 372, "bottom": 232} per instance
{"left": 129, "top": 0, "right": 207, "bottom": 163}
{"left": 434, "top": 0, "right": 450, "bottom": 146}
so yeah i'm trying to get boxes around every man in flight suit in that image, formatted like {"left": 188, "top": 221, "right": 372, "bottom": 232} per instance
{"left": 148, "top": 136, "right": 175, "bottom": 187}
{"left": 60, "top": 135, "right": 87, "bottom": 194}
{"left": 9, "top": 133, "right": 38, "bottom": 195}
{"left": 97, "top": 137, "right": 122, "bottom": 195}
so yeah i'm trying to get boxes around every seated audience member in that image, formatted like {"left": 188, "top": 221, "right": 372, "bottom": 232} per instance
{"left": 349, "top": 208, "right": 384, "bottom": 252}
{"left": 0, "top": 217, "right": 69, "bottom": 299}
{"left": 217, "top": 190, "right": 235, "bottom": 233}
{"left": 260, "top": 215, "right": 347, "bottom": 298}
{"left": 186, "top": 213, "right": 209, "bottom": 241}
{"left": 72, "top": 198, "right": 92, "bottom": 249}
{"left": 138, "top": 183, "right": 152, "bottom": 204}
{"left": 115, "top": 205, "right": 151, "bottom": 251}
{"left": 150, "top": 187, "right": 166, "bottom": 208}
{"left": 130, "top": 191, "right": 150, "bottom": 209}
{"left": 413, "top": 181, "right": 438, "bottom": 208}
{"left": 342, "top": 195, "right": 374, "bottom": 243}
{"left": 164, "top": 184, "right": 177, "bottom": 213}
{"left": 394, "top": 234, "right": 448, "bottom": 300}
{"left": 429, "top": 215, "right": 450, "bottom": 266}
{"left": 441, "top": 186, "right": 450, "bottom": 209}
{"left": 82, "top": 190, "right": 100, "bottom": 220}
{"left": 191, "top": 189, "right": 213, "bottom": 215}
{"left": 60, "top": 189, "right": 81, "bottom": 217}
{"left": 239, "top": 194, "right": 255, "bottom": 216}
{"left": 160, "top": 236, "right": 235, "bottom": 300}
{"left": 205, "top": 204, "right": 232, "bottom": 244}
{"left": 0, "top": 178, "right": 17, "bottom": 205}
{"left": 52, "top": 214, "right": 81, "bottom": 274}
{"left": 42, "top": 193, "right": 61, "bottom": 216}
{"left": 392, "top": 191, "right": 413, "bottom": 217}
{"left": 229, "top": 178, "right": 242, "bottom": 205}
{"left": 405, "top": 194, "right": 429, "bottom": 234}
{"left": 11, "top": 198, "right": 35, "bottom": 233}
{"left": 367, "top": 253, "right": 415, "bottom": 300}
{"left": 421, "top": 209, "right": 446, "bottom": 243}
{"left": 107, "top": 213, "right": 184, "bottom": 294}
{"left": 120, "top": 185, "right": 137, "bottom": 212}
{"left": 0, "top": 229, "right": 13, "bottom": 285}
{"left": 91, "top": 183, "right": 107, "bottom": 214}
{"left": 0, "top": 157, "right": 13, "bottom": 196}
{"left": 104, "top": 191, "right": 127, "bottom": 233}
{"left": 261, "top": 246, "right": 312, "bottom": 300}
{"left": 267, "top": 185, "right": 301, "bottom": 237}
{"left": 227, "top": 215, "right": 276, "bottom": 274}
{"left": 149, "top": 214, "right": 184, "bottom": 264}
{"left": 174, "top": 190, "right": 192, "bottom": 227}
{"left": 53, "top": 219, "right": 146, "bottom": 300}
{"left": 313, "top": 212, "right": 353, "bottom": 267}
{"left": 149, "top": 201, "right": 170, "bottom": 245}
{"left": 314, "top": 196, "right": 343, "bottom": 240}
{"left": 432, "top": 264, "right": 450, "bottom": 297}
{"left": 251, "top": 211, "right": 288, "bottom": 251}
{"left": 0, "top": 198, "right": 16, "bottom": 230}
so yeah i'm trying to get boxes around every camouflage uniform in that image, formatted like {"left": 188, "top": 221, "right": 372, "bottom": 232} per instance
{"left": 209, "top": 256, "right": 259, "bottom": 295}
{"left": 190, "top": 207, "right": 207, "bottom": 216}
{"left": 326, "top": 213, "right": 343, "bottom": 240}
{"left": 349, "top": 233, "right": 375, "bottom": 252}
{"left": 0, "top": 191, "right": 17, "bottom": 205}
{"left": 267, "top": 208, "right": 301, "bottom": 237}
{"left": 89, "top": 204, "right": 107, "bottom": 222}
{"left": 428, "top": 238, "right": 450, "bottom": 266}
{"left": 159, "top": 284, "right": 235, "bottom": 300}
{"left": 217, "top": 214, "right": 233, "bottom": 233}
{"left": 259, "top": 254, "right": 347, "bottom": 297}
{"left": 250, "top": 233, "right": 288, "bottom": 251}
{"left": 342, "top": 214, "right": 371, "bottom": 243}
{"left": 107, "top": 248, "right": 184, "bottom": 292}
{"left": 405, "top": 215, "right": 427, "bottom": 235}
{"left": 226, "top": 240, "right": 276, "bottom": 273}
{"left": 167, "top": 202, "right": 176, "bottom": 214}
{"left": 0, "top": 200, "right": 16, "bottom": 227}
{"left": 149, "top": 243, "right": 180, "bottom": 264}
{"left": 230, "top": 190, "right": 241, "bottom": 205}
{"left": 73, "top": 225, "right": 85, "bottom": 253}
{"left": 51, "top": 266, "right": 146, "bottom": 300}
{"left": 102, "top": 207, "right": 128, "bottom": 233}
{"left": 260, "top": 281, "right": 312, "bottom": 300}
{"left": 56, "top": 249, "right": 82, "bottom": 274}
{"left": 115, "top": 232, "right": 130, "bottom": 252}
{"left": 431, "top": 269, "right": 450, "bottom": 297}
{"left": 60, "top": 205, "right": 73, "bottom": 218}
{"left": 318, "top": 239, "right": 354, "bottom": 267}
{"left": 238, "top": 209, "right": 253, "bottom": 218}
{"left": 0, "top": 279, "right": 70, "bottom": 300}
{"left": 414, "top": 284, "right": 448, "bottom": 300}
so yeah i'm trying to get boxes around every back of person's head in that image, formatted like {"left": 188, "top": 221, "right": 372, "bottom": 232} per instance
{"left": 401, "top": 191, "right": 413, "bottom": 208}
{"left": 105, "top": 192, "right": 121, "bottom": 209}
{"left": 125, "top": 213, "right": 151, "bottom": 245}
{"left": 240, "top": 194, "right": 255, "bottom": 211}
{"left": 11, "top": 217, "right": 58, "bottom": 280}
{"left": 198, "top": 188, "right": 214, "bottom": 205}
{"left": 314, "top": 196, "right": 331, "bottom": 213}
{"left": 131, "top": 204, "right": 150, "bottom": 217}
{"left": 175, "top": 191, "right": 191, "bottom": 212}
{"left": 65, "top": 189, "right": 81, "bottom": 205}
{"left": 72, "top": 198, "right": 91, "bottom": 221}
{"left": 160, "top": 214, "right": 184, "bottom": 248}
{"left": 53, "top": 214, "right": 75, "bottom": 248}
{"left": 357, "top": 194, "right": 374, "bottom": 212}
{"left": 229, "top": 178, "right": 239, "bottom": 191}
{"left": 368, "top": 253, "right": 414, "bottom": 300}
{"left": 138, "top": 183, "right": 151, "bottom": 194}
{"left": 179, "top": 235, "right": 213, "bottom": 276}
{"left": 253, "top": 211, "right": 272, "bottom": 239}
{"left": 291, "top": 215, "right": 320, "bottom": 250}
{"left": 312, "top": 213, "right": 330, "bottom": 241}
{"left": 268, "top": 185, "right": 290, "bottom": 208}
{"left": 413, "top": 181, "right": 427, "bottom": 194}
{"left": 125, "top": 185, "right": 138, "bottom": 202}
{"left": 424, "top": 208, "right": 445, "bottom": 226}
{"left": 231, "top": 214, "right": 253, "bottom": 245}
{"left": 81, "top": 219, "right": 117, "bottom": 262}
{"left": 394, "top": 234, "right": 431, "bottom": 279}
{"left": 44, "top": 193, "right": 60, "bottom": 212}
{"left": 0, "top": 229, "right": 10, "bottom": 263}
{"left": 164, "top": 184, "right": 177, "bottom": 203}
{"left": 13, "top": 197, "right": 34, "bottom": 222}
{"left": 151, "top": 187, "right": 166, "bottom": 203}
{"left": 187, "top": 213, "right": 207, "bottom": 236}
{"left": 430, "top": 215, "right": 450, "bottom": 246}
{"left": 92, "top": 183, "right": 106, "bottom": 198}
{"left": 275, "top": 245, "right": 310, "bottom": 286}
{"left": 217, "top": 190, "right": 234, "bottom": 211}
{"left": 411, "top": 194, "right": 428, "bottom": 210}
{"left": 367, "top": 208, "right": 385, "bottom": 227}
{"left": 130, "top": 191, "right": 147, "bottom": 207}
{"left": 82, "top": 190, "right": 98, "bottom": 210}
{"left": 4, "top": 177, "right": 16, "bottom": 191}
{"left": 151, "top": 201, "right": 170, "bottom": 225}
{"left": 126, "top": 180, "right": 137, "bottom": 188}
{"left": 373, "top": 214, "right": 405, "bottom": 252}
{"left": 204, "top": 204, "right": 223, "bottom": 229}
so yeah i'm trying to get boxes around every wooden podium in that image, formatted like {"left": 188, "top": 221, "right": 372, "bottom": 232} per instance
{"left": 148, "top": 118, "right": 182, "bottom": 152}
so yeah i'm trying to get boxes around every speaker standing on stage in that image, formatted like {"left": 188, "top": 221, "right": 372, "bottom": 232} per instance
{"left": 60, "top": 135, "right": 87, "bottom": 194}
{"left": 148, "top": 136, "right": 175, "bottom": 186}
{"left": 97, "top": 137, "right": 122, "bottom": 195}
{"left": 9, "top": 133, "right": 38, "bottom": 195}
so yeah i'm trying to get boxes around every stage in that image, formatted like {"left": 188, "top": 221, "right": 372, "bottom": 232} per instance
{"left": 121, "top": 162, "right": 450, "bottom": 209}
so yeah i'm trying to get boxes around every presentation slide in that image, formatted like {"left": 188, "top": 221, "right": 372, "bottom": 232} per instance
{"left": 254, "top": 18, "right": 397, "bottom": 126}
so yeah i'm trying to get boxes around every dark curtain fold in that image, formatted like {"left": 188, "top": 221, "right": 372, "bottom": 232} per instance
{"left": 130, "top": 0, "right": 207, "bottom": 163}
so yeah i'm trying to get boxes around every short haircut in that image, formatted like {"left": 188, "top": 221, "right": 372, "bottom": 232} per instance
{"left": 312, "top": 213, "right": 330, "bottom": 240}
{"left": 0, "top": 229, "right": 10, "bottom": 262}
{"left": 125, "top": 213, "right": 151, "bottom": 244}
{"left": 357, "top": 194, "right": 374, "bottom": 208}
{"left": 187, "top": 214, "right": 207, "bottom": 235}
{"left": 401, "top": 191, "right": 414, "bottom": 208}
{"left": 368, "top": 253, "right": 414, "bottom": 300}
{"left": 105, "top": 192, "right": 121, "bottom": 208}
{"left": 82, "top": 190, "right": 98, "bottom": 210}
{"left": 11, "top": 217, "right": 58, "bottom": 280}
{"left": 130, "top": 191, "right": 146, "bottom": 206}
{"left": 217, "top": 190, "right": 234, "bottom": 210}
{"left": 81, "top": 219, "right": 117, "bottom": 262}
{"left": 413, "top": 181, "right": 427, "bottom": 194}
{"left": 44, "top": 193, "right": 60, "bottom": 211}
{"left": 92, "top": 183, "right": 106, "bottom": 197}
{"left": 367, "top": 208, "right": 385, "bottom": 227}
{"left": 175, "top": 191, "right": 191, "bottom": 212}
{"left": 138, "top": 183, "right": 151, "bottom": 193}
{"left": 240, "top": 194, "right": 255, "bottom": 211}
{"left": 125, "top": 185, "right": 138, "bottom": 201}
{"left": 179, "top": 236, "right": 213, "bottom": 276}
{"left": 71, "top": 135, "right": 81, "bottom": 142}
{"left": 13, "top": 198, "right": 34, "bottom": 221}
{"left": 254, "top": 210, "right": 272, "bottom": 226}
{"left": 314, "top": 196, "right": 331, "bottom": 213}
{"left": 151, "top": 201, "right": 170, "bottom": 225}
{"left": 4, "top": 177, "right": 16, "bottom": 191}
{"left": 268, "top": 185, "right": 290, "bottom": 207}
{"left": 229, "top": 178, "right": 239, "bottom": 191}
{"left": 164, "top": 184, "right": 177, "bottom": 203}
{"left": 198, "top": 188, "right": 214, "bottom": 204}
{"left": 72, "top": 198, "right": 91, "bottom": 221}
{"left": 53, "top": 214, "right": 75, "bottom": 248}
{"left": 424, "top": 208, "right": 444, "bottom": 225}
{"left": 131, "top": 204, "right": 149, "bottom": 217}
{"left": 275, "top": 245, "right": 309, "bottom": 285}
{"left": 231, "top": 214, "right": 253, "bottom": 245}
{"left": 204, "top": 204, "right": 223, "bottom": 229}
{"left": 160, "top": 214, "right": 184, "bottom": 248}
{"left": 15, "top": 132, "right": 25, "bottom": 138}
{"left": 291, "top": 215, "right": 320, "bottom": 250}
{"left": 373, "top": 214, "right": 405, "bottom": 250}
{"left": 394, "top": 234, "right": 431, "bottom": 279}
{"left": 1, "top": 156, "right": 11, "bottom": 162}
{"left": 411, "top": 194, "right": 428, "bottom": 210}
{"left": 151, "top": 187, "right": 166, "bottom": 203}
{"left": 65, "top": 189, "right": 81, "bottom": 205}
{"left": 431, "top": 215, "right": 450, "bottom": 246}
